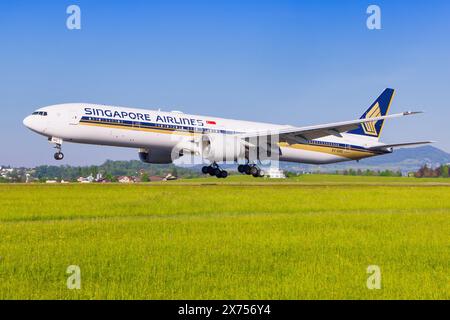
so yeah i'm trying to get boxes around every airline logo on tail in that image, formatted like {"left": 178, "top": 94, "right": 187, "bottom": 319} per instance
{"left": 362, "top": 102, "right": 382, "bottom": 136}
{"left": 347, "top": 88, "right": 395, "bottom": 139}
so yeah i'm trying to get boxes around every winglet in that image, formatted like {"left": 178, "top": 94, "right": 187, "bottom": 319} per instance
{"left": 403, "top": 110, "right": 424, "bottom": 116}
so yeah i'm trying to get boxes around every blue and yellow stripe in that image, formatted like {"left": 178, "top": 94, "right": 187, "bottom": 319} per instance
{"left": 79, "top": 116, "right": 386, "bottom": 160}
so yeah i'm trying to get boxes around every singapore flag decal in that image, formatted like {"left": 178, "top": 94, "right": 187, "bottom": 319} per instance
{"left": 206, "top": 120, "right": 216, "bottom": 125}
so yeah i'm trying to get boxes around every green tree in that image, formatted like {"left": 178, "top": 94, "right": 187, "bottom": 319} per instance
{"left": 440, "top": 165, "right": 449, "bottom": 177}
{"left": 141, "top": 172, "right": 149, "bottom": 182}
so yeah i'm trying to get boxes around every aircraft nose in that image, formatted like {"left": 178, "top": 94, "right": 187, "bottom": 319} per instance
{"left": 23, "top": 115, "right": 32, "bottom": 128}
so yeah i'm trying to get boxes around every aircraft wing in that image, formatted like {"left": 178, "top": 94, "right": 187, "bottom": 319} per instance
{"left": 368, "top": 141, "right": 434, "bottom": 150}
{"left": 238, "top": 111, "right": 422, "bottom": 144}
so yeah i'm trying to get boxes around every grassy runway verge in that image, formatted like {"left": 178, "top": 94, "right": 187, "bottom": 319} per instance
{"left": 0, "top": 176, "right": 449, "bottom": 299}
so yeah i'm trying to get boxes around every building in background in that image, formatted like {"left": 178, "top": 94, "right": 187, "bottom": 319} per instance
{"left": 265, "top": 167, "right": 286, "bottom": 179}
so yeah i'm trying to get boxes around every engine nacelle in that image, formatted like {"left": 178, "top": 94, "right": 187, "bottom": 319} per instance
{"left": 201, "top": 134, "right": 245, "bottom": 162}
{"left": 138, "top": 148, "right": 176, "bottom": 164}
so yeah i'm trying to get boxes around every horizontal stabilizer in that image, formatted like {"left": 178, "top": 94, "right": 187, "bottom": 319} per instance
{"left": 368, "top": 141, "right": 434, "bottom": 150}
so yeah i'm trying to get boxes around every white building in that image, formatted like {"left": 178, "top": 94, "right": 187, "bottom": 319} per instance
{"left": 77, "top": 174, "right": 94, "bottom": 183}
{"left": 163, "top": 173, "right": 177, "bottom": 181}
{"left": 264, "top": 167, "right": 286, "bottom": 179}
{"left": 118, "top": 176, "right": 133, "bottom": 183}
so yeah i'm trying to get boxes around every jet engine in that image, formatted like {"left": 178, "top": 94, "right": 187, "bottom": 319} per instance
{"left": 138, "top": 148, "right": 177, "bottom": 164}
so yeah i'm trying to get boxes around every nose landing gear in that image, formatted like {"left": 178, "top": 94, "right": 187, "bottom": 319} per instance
{"left": 49, "top": 137, "right": 64, "bottom": 160}
{"left": 54, "top": 151, "right": 64, "bottom": 160}
{"left": 201, "top": 163, "right": 228, "bottom": 178}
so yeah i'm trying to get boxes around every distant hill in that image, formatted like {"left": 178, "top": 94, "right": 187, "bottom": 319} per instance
{"left": 357, "top": 145, "right": 450, "bottom": 165}
{"left": 280, "top": 146, "right": 450, "bottom": 173}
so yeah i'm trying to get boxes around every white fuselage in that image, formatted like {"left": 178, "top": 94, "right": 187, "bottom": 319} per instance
{"left": 23, "top": 103, "right": 386, "bottom": 164}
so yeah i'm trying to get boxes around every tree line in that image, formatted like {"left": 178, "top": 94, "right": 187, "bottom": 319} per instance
{"left": 414, "top": 164, "right": 449, "bottom": 178}
{"left": 337, "top": 169, "right": 403, "bottom": 177}
{"left": 33, "top": 160, "right": 201, "bottom": 181}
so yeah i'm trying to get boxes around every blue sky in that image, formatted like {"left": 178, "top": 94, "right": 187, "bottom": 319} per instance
{"left": 1, "top": 0, "right": 449, "bottom": 166}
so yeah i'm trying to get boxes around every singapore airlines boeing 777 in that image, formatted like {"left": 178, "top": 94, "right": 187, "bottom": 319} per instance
{"left": 23, "top": 88, "right": 431, "bottom": 178}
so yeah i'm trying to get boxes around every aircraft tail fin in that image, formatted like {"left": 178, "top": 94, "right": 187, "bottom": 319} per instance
{"left": 347, "top": 88, "right": 395, "bottom": 140}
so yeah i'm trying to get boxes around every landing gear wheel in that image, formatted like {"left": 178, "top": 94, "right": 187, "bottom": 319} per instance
{"left": 203, "top": 163, "right": 229, "bottom": 178}
{"left": 54, "top": 152, "right": 64, "bottom": 160}
{"left": 51, "top": 139, "right": 64, "bottom": 161}
{"left": 213, "top": 168, "right": 221, "bottom": 177}
{"left": 240, "top": 163, "right": 263, "bottom": 178}
{"left": 250, "top": 166, "right": 259, "bottom": 176}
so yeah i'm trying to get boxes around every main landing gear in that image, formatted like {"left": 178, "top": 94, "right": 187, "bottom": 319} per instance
{"left": 202, "top": 163, "right": 228, "bottom": 179}
{"left": 201, "top": 163, "right": 264, "bottom": 179}
{"left": 238, "top": 164, "right": 265, "bottom": 177}
{"left": 50, "top": 137, "right": 64, "bottom": 160}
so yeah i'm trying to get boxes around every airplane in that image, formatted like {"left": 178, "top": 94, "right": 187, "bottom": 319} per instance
{"left": 23, "top": 88, "right": 432, "bottom": 178}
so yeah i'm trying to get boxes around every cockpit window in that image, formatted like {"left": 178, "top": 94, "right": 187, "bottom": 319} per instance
{"left": 32, "top": 111, "right": 48, "bottom": 116}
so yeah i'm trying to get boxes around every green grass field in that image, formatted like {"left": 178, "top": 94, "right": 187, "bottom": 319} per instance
{"left": 0, "top": 175, "right": 449, "bottom": 299}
